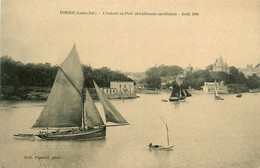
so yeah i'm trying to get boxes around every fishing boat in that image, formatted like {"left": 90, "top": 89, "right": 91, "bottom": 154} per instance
{"left": 161, "top": 99, "right": 168, "bottom": 102}
{"left": 236, "top": 93, "right": 242, "bottom": 98}
{"left": 15, "top": 45, "right": 129, "bottom": 140}
{"left": 214, "top": 80, "right": 224, "bottom": 100}
{"left": 169, "top": 81, "right": 186, "bottom": 102}
{"left": 148, "top": 117, "right": 174, "bottom": 151}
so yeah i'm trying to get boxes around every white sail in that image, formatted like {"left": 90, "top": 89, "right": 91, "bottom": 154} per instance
{"left": 214, "top": 87, "right": 219, "bottom": 97}
{"left": 84, "top": 89, "right": 104, "bottom": 127}
{"left": 214, "top": 80, "right": 219, "bottom": 96}
{"left": 93, "top": 81, "right": 129, "bottom": 125}
{"left": 33, "top": 45, "right": 84, "bottom": 128}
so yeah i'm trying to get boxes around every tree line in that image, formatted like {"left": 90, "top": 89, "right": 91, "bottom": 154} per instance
{"left": 140, "top": 64, "right": 259, "bottom": 90}
{"left": 140, "top": 65, "right": 184, "bottom": 89}
{"left": 0, "top": 56, "right": 133, "bottom": 88}
{"left": 1, "top": 56, "right": 259, "bottom": 91}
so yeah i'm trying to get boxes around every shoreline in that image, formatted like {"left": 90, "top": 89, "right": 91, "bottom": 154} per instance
{"left": 1, "top": 86, "right": 259, "bottom": 101}
{"left": 0, "top": 86, "right": 139, "bottom": 101}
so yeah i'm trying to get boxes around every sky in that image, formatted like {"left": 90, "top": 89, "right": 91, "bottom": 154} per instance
{"left": 1, "top": 0, "right": 260, "bottom": 72}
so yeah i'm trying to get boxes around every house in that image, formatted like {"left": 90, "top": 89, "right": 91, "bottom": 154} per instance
{"left": 239, "top": 64, "right": 260, "bottom": 78}
{"left": 101, "top": 81, "right": 137, "bottom": 98}
{"left": 201, "top": 81, "right": 228, "bottom": 94}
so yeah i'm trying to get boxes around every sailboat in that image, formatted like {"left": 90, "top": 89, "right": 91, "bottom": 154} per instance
{"left": 214, "top": 80, "right": 224, "bottom": 100}
{"left": 17, "top": 45, "right": 129, "bottom": 140}
{"left": 169, "top": 81, "right": 186, "bottom": 102}
{"left": 148, "top": 117, "right": 174, "bottom": 151}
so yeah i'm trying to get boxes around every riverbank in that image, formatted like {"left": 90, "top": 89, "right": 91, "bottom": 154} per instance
{"left": 0, "top": 86, "right": 50, "bottom": 100}
{"left": 0, "top": 86, "right": 139, "bottom": 101}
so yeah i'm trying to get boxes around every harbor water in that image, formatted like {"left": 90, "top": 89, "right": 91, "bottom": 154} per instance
{"left": 0, "top": 92, "right": 259, "bottom": 168}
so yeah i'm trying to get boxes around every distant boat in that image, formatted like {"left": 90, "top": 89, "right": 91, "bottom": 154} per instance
{"left": 161, "top": 99, "right": 168, "bottom": 102}
{"left": 214, "top": 80, "right": 224, "bottom": 100}
{"left": 14, "top": 45, "right": 129, "bottom": 140}
{"left": 236, "top": 93, "right": 242, "bottom": 98}
{"left": 149, "top": 116, "right": 174, "bottom": 151}
{"left": 169, "top": 82, "right": 186, "bottom": 102}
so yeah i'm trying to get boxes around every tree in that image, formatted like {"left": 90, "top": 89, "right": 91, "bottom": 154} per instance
{"left": 209, "top": 71, "right": 229, "bottom": 83}
{"left": 227, "top": 66, "right": 246, "bottom": 84}
{"left": 247, "top": 73, "right": 260, "bottom": 89}
{"left": 144, "top": 75, "right": 161, "bottom": 89}
{"left": 229, "top": 66, "right": 239, "bottom": 74}
{"left": 185, "top": 70, "right": 210, "bottom": 89}
{"left": 1, "top": 56, "right": 134, "bottom": 88}
{"left": 145, "top": 65, "right": 183, "bottom": 77}
{"left": 206, "top": 64, "right": 213, "bottom": 70}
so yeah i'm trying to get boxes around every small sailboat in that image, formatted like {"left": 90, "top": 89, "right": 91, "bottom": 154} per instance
{"left": 149, "top": 117, "right": 174, "bottom": 151}
{"left": 14, "top": 45, "right": 129, "bottom": 140}
{"left": 214, "top": 80, "right": 224, "bottom": 100}
{"left": 169, "top": 81, "right": 186, "bottom": 102}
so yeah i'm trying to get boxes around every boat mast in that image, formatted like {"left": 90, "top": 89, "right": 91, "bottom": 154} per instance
{"left": 166, "top": 124, "right": 169, "bottom": 146}
{"left": 82, "top": 90, "right": 86, "bottom": 129}
{"left": 214, "top": 79, "right": 218, "bottom": 96}
{"left": 160, "top": 116, "right": 169, "bottom": 146}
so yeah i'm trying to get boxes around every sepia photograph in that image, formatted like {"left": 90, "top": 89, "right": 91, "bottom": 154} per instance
{"left": 1, "top": 0, "right": 260, "bottom": 167}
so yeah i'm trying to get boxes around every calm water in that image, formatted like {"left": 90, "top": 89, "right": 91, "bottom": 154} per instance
{"left": 0, "top": 92, "right": 259, "bottom": 168}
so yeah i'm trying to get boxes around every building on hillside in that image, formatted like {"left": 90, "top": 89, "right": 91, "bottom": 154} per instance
{"left": 255, "top": 64, "right": 260, "bottom": 76}
{"left": 160, "top": 75, "right": 176, "bottom": 88}
{"left": 239, "top": 64, "right": 260, "bottom": 78}
{"left": 212, "top": 55, "right": 229, "bottom": 73}
{"left": 101, "top": 87, "right": 117, "bottom": 95}
{"left": 201, "top": 81, "right": 228, "bottom": 94}
{"left": 160, "top": 75, "right": 177, "bottom": 89}
{"left": 101, "top": 81, "right": 137, "bottom": 98}
{"left": 160, "top": 75, "right": 186, "bottom": 89}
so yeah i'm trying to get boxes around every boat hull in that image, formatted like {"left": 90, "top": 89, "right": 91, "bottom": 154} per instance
{"left": 14, "top": 134, "right": 35, "bottom": 141}
{"left": 149, "top": 145, "right": 174, "bottom": 151}
{"left": 169, "top": 97, "right": 186, "bottom": 102}
{"left": 215, "top": 96, "right": 224, "bottom": 100}
{"left": 236, "top": 94, "right": 242, "bottom": 97}
{"left": 36, "top": 128, "right": 106, "bottom": 140}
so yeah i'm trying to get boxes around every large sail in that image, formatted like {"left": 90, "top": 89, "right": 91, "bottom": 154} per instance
{"left": 170, "top": 82, "right": 180, "bottom": 97}
{"left": 33, "top": 45, "right": 84, "bottom": 128}
{"left": 94, "top": 81, "right": 129, "bottom": 124}
{"left": 84, "top": 89, "right": 104, "bottom": 127}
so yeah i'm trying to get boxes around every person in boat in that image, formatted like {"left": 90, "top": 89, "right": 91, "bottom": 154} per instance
{"left": 87, "top": 127, "right": 94, "bottom": 130}
{"left": 149, "top": 143, "right": 160, "bottom": 148}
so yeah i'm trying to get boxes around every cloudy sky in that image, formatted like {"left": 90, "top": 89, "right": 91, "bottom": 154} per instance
{"left": 1, "top": 0, "right": 260, "bottom": 72}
